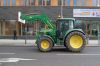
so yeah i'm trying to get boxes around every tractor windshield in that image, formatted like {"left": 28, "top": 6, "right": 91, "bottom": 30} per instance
{"left": 56, "top": 19, "right": 74, "bottom": 31}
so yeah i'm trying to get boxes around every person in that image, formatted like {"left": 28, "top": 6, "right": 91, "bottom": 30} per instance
{"left": 13, "top": 30, "right": 17, "bottom": 40}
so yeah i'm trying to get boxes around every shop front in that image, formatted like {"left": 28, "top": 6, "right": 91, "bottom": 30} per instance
{"left": 73, "top": 9, "right": 100, "bottom": 40}
{"left": 0, "top": 20, "right": 20, "bottom": 39}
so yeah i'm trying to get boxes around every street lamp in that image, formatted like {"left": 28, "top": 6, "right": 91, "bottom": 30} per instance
{"left": 61, "top": 0, "right": 63, "bottom": 18}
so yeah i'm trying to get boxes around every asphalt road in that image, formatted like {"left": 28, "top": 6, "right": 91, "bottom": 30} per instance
{"left": 0, "top": 46, "right": 100, "bottom": 66}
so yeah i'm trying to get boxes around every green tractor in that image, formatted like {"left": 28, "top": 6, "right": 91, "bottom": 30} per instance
{"left": 18, "top": 12, "right": 86, "bottom": 52}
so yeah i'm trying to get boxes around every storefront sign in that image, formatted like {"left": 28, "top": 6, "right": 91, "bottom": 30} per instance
{"left": 73, "top": 9, "right": 100, "bottom": 17}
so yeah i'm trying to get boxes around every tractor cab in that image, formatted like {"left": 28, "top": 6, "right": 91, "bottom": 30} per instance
{"left": 56, "top": 18, "right": 75, "bottom": 39}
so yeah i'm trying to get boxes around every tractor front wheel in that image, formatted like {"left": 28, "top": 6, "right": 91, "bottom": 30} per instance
{"left": 65, "top": 31, "right": 86, "bottom": 52}
{"left": 37, "top": 37, "right": 53, "bottom": 52}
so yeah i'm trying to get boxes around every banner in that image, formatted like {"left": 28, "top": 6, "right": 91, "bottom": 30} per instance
{"left": 73, "top": 9, "right": 100, "bottom": 17}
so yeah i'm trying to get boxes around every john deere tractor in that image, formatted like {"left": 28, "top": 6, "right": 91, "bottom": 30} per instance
{"left": 18, "top": 12, "right": 86, "bottom": 52}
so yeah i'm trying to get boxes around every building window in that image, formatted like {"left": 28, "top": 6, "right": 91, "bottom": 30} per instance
{"left": 38, "top": 0, "right": 50, "bottom": 6}
{"left": 3, "top": 0, "right": 17, "bottom": 6}
{"left": 22, "top": 0, "right": 35, "bottom": 6}
{"left": 74, "top": 0, "right": 77, "bottom": 6}
{"left": 46, "top": 0, "right": 50, "bottom": 6}
{"left": 3, "top": 0, "right": 7, "bottom": 6}
{"left": 66, "top": 0, "right": 70, "bottom": 6}
{"left": 38, "top": 0, "right": 44, "bottom": 6}
{"left": 38, "top": 0, "right": 43, "bottom": 6}
{"left": 76, "top": 0, "right": 82, "bottom": 6}
{"left": 24, "top": 0, "right": 29, "bottom": 6}
{"left": 58, "top": 0, "right": 61, "bottom": 6}
{"left": 8, "top": 0, "right": 10, "bottom": 6}
{"left": 92, "top": 0, "right": 96, "bottom": 6}
{"left": 5, "top": 20, "right": 16, "bottom": 36}
{"left": 30, "top": 0, "right": 35, "bottom": 6}
{"left": 12, "top": 0, "right": 16, "bottom": 6}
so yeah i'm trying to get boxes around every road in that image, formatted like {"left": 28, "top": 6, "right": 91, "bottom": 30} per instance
{"left": 0, "top": 46, "right": 100, "bottom": 66}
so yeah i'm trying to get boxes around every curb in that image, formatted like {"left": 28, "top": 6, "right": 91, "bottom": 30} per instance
{"left": 0, "top": 39, "right": 99, "bottom": 47}
{"left": 0, "top": 44, "right": 99, "bottom": 47}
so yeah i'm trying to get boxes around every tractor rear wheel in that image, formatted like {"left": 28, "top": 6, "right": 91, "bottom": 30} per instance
{"left": 37, "top": 37, "right": 53, "bottom": 52}
{"left": 65, "top": 31, "right": 86, "bottom": 52}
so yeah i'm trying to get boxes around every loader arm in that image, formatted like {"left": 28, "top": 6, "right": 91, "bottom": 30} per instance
{"left": 19, "top": 12, "right": 56, "bottom": 30}
{"left": 18, "top": 12, "right": 57, "bottom": 43}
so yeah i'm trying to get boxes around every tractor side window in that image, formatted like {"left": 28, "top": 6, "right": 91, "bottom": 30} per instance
{"left": 61, "top": 20, "right": 69, "bottom": 31}
{"left": 56, "top": 20, "right": 69, "bottom": 31}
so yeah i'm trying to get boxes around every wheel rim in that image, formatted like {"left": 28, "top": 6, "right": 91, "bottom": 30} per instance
{"left": 70, "top": 35, "right": 83, "bottom": 49}
{"left": 41, "top": 40, "right": 50, "bottom": 49}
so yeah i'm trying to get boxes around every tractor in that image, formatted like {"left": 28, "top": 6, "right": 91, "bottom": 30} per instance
{"left": 18, "top": 12, "right": 86, "bottom": 52}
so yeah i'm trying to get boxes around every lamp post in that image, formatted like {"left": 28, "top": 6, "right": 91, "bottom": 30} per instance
{"left": 97, "top": 0, "right": 100, "bottom": 45}
{"left": 61, "top": 0, "right": 63, "bottom": 18}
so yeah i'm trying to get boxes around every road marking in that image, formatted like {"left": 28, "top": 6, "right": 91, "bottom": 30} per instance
{"left": 0, "top": 53, "right": 16, "bottom": 55}
{"left": 0, "top": 58, "right": 37, "bottom": 63}
{"left": 56, "top": 54, "right": 100, "bottom": 56}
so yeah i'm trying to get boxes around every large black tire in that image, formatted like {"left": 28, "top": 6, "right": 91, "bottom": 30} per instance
{"left": 37, "top": 37, "right": 53, "bottom": 52}
{"left": 64, "top": 31, "right": 86, "bottom": 52}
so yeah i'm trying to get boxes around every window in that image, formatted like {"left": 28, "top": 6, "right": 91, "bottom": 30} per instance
{"left": 76, "top": 0, "right": 82, "bottom": 6}
{"left": 92, "top": 0, "right": 96, "bottom": 6}
{"left": 64, "top": 0, "right": 68, "bottom": 6}
{"left": 73, "top": 0, "right": 77, "bottom": 6}
{"left": 46, "top": 0, "right": 50, "bottom": 6}
{"left": 38, "top": 0, "right": 50, "bottom": 6}
{"left": 31, "top": 0, "right": 35, "bottom": 6}
{"left": 58, "top": 0, "right": 61, "bottom": 6}
{"left": 8, "top": 0, "right": 10, "bottom": 6}
{"left": 22, "top": 0, "right": 35, "bottom": 6}
{"left": 3, "top": 0, "right": 7, "bottom": 6}
{"left": 24, "top": 0, "right": 30, "bottom": 6}
{"left": 38, "top": 0, "right": 45, "bottom": 6}
{"left": 5, "top": 20, "right": 16, "bottom": 36}
{"left": 65, "top": 0, "right": 70, "bottom": 6}
{"left": 38, "top": 0, "right": 43, "bottom": 6}
{"left": 12, "top": 0, "right": 16, "bottom": 6}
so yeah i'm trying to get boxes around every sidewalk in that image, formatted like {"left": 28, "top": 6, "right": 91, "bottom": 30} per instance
{"left": 0, "top": 39, "right": 36, "bottom": 46}
{"left": 0, "top": 39, "right": 99, "bottom": 46}
{"left": 87, "top": 40, "right": 100, "bottom": 46}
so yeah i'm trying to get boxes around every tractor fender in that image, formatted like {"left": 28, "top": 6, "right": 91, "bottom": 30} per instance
{"left": 36, "top": 35, "right": 55, "bottom": 45}
{"left": 64, "top": 29, "right": 86, "bottom": 40}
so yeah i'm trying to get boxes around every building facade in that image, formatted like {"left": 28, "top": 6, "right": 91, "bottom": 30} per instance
{"left": 0, "top": 0, "right": 100, "bottom": 39}
{"left": 0, "top": 0, "right": 100, "bottom": 6}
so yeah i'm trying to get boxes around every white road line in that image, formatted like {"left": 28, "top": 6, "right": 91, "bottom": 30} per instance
{"left": 0, "top": 53, "right": 16, "bottom": 54}
{"left": 56, "top": 54, "right": 100, "bottom": 56}
{"left": 0, "top": 58, "right": 37, "bottom": 63}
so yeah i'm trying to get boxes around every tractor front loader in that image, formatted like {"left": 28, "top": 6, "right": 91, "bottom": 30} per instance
{"left": 18, "top": 12, "right": 86, "bottom": 52}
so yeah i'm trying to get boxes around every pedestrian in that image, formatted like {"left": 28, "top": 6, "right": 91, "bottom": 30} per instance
{"left": 13, "top": 30, "right": 17, "bottom": 40}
